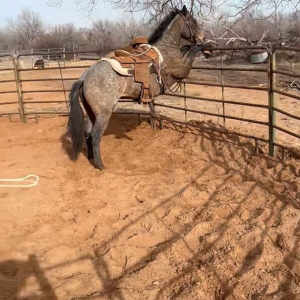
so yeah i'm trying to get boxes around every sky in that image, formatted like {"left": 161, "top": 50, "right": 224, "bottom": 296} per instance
{"left": 0, "top": 0, "right": 131, "bottom": 28}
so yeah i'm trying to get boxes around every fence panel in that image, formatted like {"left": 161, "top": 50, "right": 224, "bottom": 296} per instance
{"left": 271, "top": 47, "right": 300, "bottom": 156}
{"left": 0, "top": 47, "right": 299, "bottom": 158}
{"left": 14, "top": 50, "right": 149, "bottom": 123}
{"left": 0, "top": 54, "right": 23, "bottom": 120}
{"left": 153, "top": 46, "right": 299, "bottom": 157}
{"left": 153, "top": 46, "right": 273, "bottom": 153}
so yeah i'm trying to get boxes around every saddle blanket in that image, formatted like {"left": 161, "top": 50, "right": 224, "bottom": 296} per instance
{"left": 101, "top": 58, "right": 134, "bottom": 77}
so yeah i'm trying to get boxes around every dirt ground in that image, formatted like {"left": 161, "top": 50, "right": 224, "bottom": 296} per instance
{"left": 0, "top": 115, "right": 300, "bottom": 300}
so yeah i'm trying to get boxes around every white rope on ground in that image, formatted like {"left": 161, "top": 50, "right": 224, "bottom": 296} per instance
{"left": 0, "top": 175, "right": 39, "bottom": 188}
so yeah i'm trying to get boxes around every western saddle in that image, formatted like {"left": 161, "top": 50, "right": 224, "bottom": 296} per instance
{"left": 112, "top": 36, "right": 161, "bottom": 103}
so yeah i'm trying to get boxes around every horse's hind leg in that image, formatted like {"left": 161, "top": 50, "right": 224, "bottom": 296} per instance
{"left": 80, "top": 88, "right": 95, "bottom": 160}
{"left": 91, "top": 112, "right": 112, "bottom": 170}
{"left": 85, "top": 116, "right": 94, "bottom": 160}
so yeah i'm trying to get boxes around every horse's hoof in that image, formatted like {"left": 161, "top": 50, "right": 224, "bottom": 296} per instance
{"left": 94, "top": 164, "right": 107, "bottom": 170}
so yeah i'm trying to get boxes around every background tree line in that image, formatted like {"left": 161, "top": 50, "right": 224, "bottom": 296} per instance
{"left": 0, "top": 8, "right": 152, "bottom": 51}
{"left": 1, "top": 7, "right": 300, "bottom": 51}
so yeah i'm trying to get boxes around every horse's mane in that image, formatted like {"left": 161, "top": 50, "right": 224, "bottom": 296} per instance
{"left": 148, "top": 11, "right": 177, "bottom": 44}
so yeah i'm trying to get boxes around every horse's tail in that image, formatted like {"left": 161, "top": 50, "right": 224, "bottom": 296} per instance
{"left": 68, "top": 79, "right": 84, "bottom": 161}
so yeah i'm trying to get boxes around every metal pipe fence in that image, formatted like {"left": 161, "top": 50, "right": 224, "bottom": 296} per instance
{"left": 0, "top": 47, "right": 299, "bottom": 158}
{"left": 151, "top": 46, "right": 299, "bottom": 157}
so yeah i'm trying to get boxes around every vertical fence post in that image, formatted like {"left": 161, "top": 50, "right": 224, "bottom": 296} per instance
{"left": 221, "top": 51, "right": 225, "bottom": 127}
{"left": 31, "top": 49, "right": 34, "bottom": 69}
{"left": 149, "top": 101, "right": 155, "bottom": 130}
{"left": 13, "top": 56, "right": 25, "bottom": 122}
{"left": 268, "top": 47, "right": 276, "bottom": 157}
{"left": 58, "top": 60, "right": 68, "bottom": 113}
{"left": 184, "top": 82, "right": 187, "bottom": 124}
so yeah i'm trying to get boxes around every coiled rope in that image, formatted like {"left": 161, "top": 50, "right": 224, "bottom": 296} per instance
{"left": 0, "top": 175, "right": 39, "bottom": 188}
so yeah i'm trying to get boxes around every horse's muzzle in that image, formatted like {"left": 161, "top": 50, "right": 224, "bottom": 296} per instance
{"left": 202, "top": 49, "right": 212, "bottom": 58}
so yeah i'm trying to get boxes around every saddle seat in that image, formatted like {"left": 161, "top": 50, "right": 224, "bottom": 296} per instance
{"left": 111, "top": 36, "right": 160, "bottom": 103}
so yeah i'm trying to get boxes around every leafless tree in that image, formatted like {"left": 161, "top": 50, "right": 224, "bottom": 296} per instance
{"left": 7, "top": 9, "right": 45, "bottom": 49}
{"left": 36, "top": 23, "right": 86, "bottom": 49}
{"left": 48, "top": 0, "right": 300, "bottom": 23}
{"left": 0, "top": 30, "right": 13, "bottom": 50}
{"left": 88, "top": 20, "right": 123, "bottom": 49}
{"left": 117, "top": 17, "right": 151, "bottom": 41}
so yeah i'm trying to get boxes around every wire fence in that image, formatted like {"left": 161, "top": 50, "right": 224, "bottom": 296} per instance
{"left": 0, "top": 47, "right": 299, "bottom": 158}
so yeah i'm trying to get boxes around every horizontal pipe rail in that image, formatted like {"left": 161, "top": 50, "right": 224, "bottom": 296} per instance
{"left": 273, "top": 70, "right": 300, "bottom": 78}
{"left": 23, "top": 99, "right": 137, "bottom": 104}
{"left": 0, "top": 90, "right": 17, "bottom": 94}
{"left": 23, "top": 100, "right": 68, "bottom": 104}
{"left": 273, "top": 125, "right": 300, "bottom": 139}
{"left": 0, "top": 112, "right": 19, "bottom": 116}
{"left": 0, "top": 54, "right": 14, "bottom": 58}
{"left": 191, "top": 66, "right": 267, "bottom": 72}
{"left": 0, "top": 68, "right": 15, "bottom": 72}
{"left": 24, "top": 111, "right": 68, "bottom": 115}
{"left": 20, "top": 77, "right": 78, "bottom": 82}
{"left": 183, "top": 79, "right": 268, "bottom": 91}
{"left": 22, "top": 89, "right": 70, "bottom": 93}
{"left": 0, "top": 101, "right": 19, "bottom": 105}
{"left": 164, "top": 92, "right": 269, "bottom": 108}
{"left": 0, "top": 79, "right": 16, "bottom": 83}
{"left": 17, "top": 49, "right": 103, "bottom": 58}
{"left": 273, "top": 142, "right": 300, "bottom": 155}
{"left": 273, "top": 107, "right": 300, "bottom": 120}
{"left": 19, "top": 65, "right": 91, "bottom": 72}
{"left": 273, "top": 88, "right": 300, "bottom": 101}
{"left": 155, "top": 103, "right": 268, "bottom": 125}
{"left": 203, "top": 46, "right": 268, "bottom": 51}
{"left": 155, "top": 115, "right": 269, "bottom": 143}
{"left": 24, "top": 110, "right": 150, "bottom": 116}
{"left": 274, "top": 46, "right": 300, "bottom": 52}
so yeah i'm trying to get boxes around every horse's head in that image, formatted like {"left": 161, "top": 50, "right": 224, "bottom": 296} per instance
{"left": 175, "top": 5, "right": 205, "bottom": 45}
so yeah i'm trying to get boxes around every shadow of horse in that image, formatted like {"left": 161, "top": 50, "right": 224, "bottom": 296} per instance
{"left": 61, "top": 113, "right": 151, "bottom": 162}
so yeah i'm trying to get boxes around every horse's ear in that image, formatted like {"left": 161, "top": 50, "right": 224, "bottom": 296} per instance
{"left": 181, "top": 5, "right": 188, "bottom": 15}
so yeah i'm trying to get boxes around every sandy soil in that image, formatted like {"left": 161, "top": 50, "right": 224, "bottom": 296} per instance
{"left": 0, "top": 115, "right": 299, "bottom": 300}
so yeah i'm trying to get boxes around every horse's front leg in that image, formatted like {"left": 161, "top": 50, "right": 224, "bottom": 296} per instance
{"left": 168, "top": 45, "right": 203, "bottom": 79}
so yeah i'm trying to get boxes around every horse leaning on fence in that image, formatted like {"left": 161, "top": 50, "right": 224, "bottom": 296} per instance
{"left": 67, "top": 5, "right": 211, "bottom": 170}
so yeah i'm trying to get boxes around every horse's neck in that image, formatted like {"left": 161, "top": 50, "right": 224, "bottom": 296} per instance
{"left": 156, "top": 15, "right": 183, "bottom": 48}
{"left": 152, "top": 15, "right": 198, "bottom": 79}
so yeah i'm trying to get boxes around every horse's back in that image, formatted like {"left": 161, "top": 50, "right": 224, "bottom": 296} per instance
{"left": 82, "top": 60, "right": 127, "bottom": 112}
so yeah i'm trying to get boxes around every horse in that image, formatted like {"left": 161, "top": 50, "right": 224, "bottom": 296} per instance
{"left": 67, "top": 5, "right": 211, "bottom": 170}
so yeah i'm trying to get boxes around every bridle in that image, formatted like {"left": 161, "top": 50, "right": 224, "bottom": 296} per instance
{"left": 176, "top": 10, "right": 197, "bottom": 44}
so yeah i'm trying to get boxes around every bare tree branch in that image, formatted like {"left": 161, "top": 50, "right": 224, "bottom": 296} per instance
{"left": 7, "top": 9, "right": 45, "bottom": 49}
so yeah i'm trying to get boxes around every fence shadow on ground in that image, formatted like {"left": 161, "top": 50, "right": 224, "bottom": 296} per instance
{"left": 86, "top": 119, "right": 299, "bottom": 299}
{"left": 2, "top": 119, "right": 299, "bottom": 299}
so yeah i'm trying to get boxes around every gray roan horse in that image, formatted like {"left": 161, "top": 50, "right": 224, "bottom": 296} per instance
{"left": 67, "top": 5, "right": 209, "bottom": 170}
